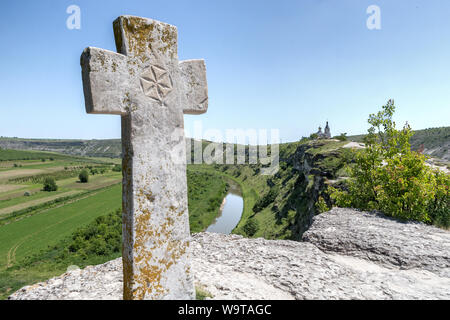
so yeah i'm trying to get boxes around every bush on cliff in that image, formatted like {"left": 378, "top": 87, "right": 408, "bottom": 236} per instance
{"left": 253, "top": 187, "right": 279, "bottom": 213}
{"left": 243, "top": 218, "right": 259, "bottom": 237}
{"left": 329, "top": 99, "right": 449, "bottom": 226}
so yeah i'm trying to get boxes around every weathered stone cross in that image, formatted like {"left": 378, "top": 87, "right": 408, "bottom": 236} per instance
{"left": 80, "top": 16, "right": 208, "bottom": 300}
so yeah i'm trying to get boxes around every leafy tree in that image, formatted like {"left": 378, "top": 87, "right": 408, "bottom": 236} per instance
{"left": 43, "top": 177, "right": 58, "bottom": 192}
{"left": 334, "top": 133, "right": 347, "bottom": 141}
{"left": 79, "top": 169, "right": 89, "bottom": 183}
{"left": 329, "top": 99, "right": 449, "bottom": 225}
{"left": 253, "top": 187, "right": 279, "bottom": 213}
{"left": 243, "top": 218, "right": 259, "bottom": 237}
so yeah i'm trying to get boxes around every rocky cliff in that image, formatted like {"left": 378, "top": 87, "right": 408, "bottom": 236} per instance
{"left": 9, "top": 208, "right": 450, "bottom": 300}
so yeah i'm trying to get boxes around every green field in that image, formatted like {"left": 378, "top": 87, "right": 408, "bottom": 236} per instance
{"left": 0, "top": 149, "right": 230, "bottom": 299}
{"left": 0, "top": 184, "right": 122, "bottom": 269}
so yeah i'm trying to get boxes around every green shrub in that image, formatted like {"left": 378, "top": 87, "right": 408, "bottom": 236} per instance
{"left": 253, "top": 187, "right": 279, "bottom": 213}
{"left": 79, "top": 170, "right": 89, "bottom": 183}
{"left": 334, "top": 133, "right": 348, "bottom": 141}
{"left": 329, "top": 99, "right": 449, "bottom": 225}
{"left": 112, "top": 164, "right": 122, "bottom": 172}
{"left": 196, "top": 286, "right": 213, "bottom": 300}
{"left": 243, "top": 218, "right": 259, "bottom": 237}
{"left": 67, "top": 209, "right": 122, "bottom": 258}
{"left": 315, "top": 196, "right": 329, "bottom": 213}
{"left": 43, "top": 177, "right": 58, "bottom": 192}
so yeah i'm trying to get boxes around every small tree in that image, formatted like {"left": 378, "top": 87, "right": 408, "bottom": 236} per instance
{"left": 243, "top": 218, "right": 259, "bottom": 237}
{"left": 334, "top": 133, "right": 347, "bottom": 141}
{"left": 253, "top": 187, "right": 279, "bottom": 213}
{"left": 79, "top": 170, "right": 89, "bottom": 183}
{"left": 43, "top": 177, "right": 58, "bottom": 192}
{"left": 329, "top": 99, "right": 449, "bottom": 224}
{"left": 112, "top": 164, "right": 122, "bottom": 172}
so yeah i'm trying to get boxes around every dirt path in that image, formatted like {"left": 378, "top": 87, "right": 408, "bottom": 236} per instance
{"left": 0, "top": 190, "right": 82, "bottom": 216}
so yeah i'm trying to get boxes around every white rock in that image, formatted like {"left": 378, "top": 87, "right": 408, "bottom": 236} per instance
{"left": 9, "top": 209, "right": 450, "bottom": 300}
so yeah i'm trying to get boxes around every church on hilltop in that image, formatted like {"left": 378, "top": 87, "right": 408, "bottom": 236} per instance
{"left": 314, "top": 121, "right": 331, "bottom": 139}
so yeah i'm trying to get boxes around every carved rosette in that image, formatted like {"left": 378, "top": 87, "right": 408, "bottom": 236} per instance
{"left": 139, "top": 65, "right": 173, "bottom": 103}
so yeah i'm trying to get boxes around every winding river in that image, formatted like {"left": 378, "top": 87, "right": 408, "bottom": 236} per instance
{"left": 206, "top": 180, "right": 243, "bottom": 234}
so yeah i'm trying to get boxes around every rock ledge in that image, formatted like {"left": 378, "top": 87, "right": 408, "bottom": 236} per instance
{"left": 9, "top": 208, "right": 450, "bottom": 300}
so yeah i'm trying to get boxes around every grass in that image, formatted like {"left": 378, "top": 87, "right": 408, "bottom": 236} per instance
{"left": 0, "top": 184, "right": 123, "bottom": 269}
{"left": 195, "top": 286, "right": 213, "bottom": 300}
{"left": 185, "top": 139, "right": 356, "bottom": 240}
{"left": 187, "top": 164, "right": 264, "bottom": 235}
{"left": 187, "top": 167, "right": 228, "bottom": 233}
{"left": 0, "top": 184, "right": 123, "bottom": 299}
{"left": 0, "top": 163, "right": 229, "bottom": 299}
{"left": 0, "top": 149, "right": 71, "bottom": 162}
{"left": 0, "top": 190, "right": 83, "bottom": 215}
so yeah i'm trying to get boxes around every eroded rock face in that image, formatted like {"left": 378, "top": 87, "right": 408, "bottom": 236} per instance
{"left": 303, "top": 208, "right": 450, "bottom": 278}
{"left": 9, "top": 209, "right": 450, "bottom": 300}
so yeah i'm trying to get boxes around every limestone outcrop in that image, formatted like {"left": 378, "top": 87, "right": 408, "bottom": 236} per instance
{"left": 9, "top": 208, "right": 450, "bottom": 300}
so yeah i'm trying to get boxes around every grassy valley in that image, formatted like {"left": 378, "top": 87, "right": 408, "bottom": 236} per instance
{"left": 0, "top": 149, "right": 228, "bottom": 299}
{"left": 0, "top": 120, "right": 448, "bottom": 299}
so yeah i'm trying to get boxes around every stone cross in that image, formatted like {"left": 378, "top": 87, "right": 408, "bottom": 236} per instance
{"left": 80, "top": 15, "right": 208, "bottom": 300}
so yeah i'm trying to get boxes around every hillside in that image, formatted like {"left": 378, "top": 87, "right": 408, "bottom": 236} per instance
{"left": 348, "top": 126, "right": 450, "bottom": 160}
{"left": 0, "top": 137, "right": 122, "bottom": 158}
{"left": 1, "top": 125, "right": 449, "bottom": 160}
{"left": 207, "top": 139, "right": 353, "bottom": 240}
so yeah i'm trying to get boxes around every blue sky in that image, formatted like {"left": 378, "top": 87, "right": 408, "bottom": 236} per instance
{"left": 0, "top": 0, "right": 449, "bottom": 142}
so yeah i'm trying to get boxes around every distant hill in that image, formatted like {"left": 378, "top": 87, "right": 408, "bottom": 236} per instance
{"left": 348, "top": 126, "right": 450, "bottom": 160}
{"left": 0, "top": 137, "right": 122, "bottom": 158}
{"left": 1, "top": 125, "right": 449, "bottom": 160}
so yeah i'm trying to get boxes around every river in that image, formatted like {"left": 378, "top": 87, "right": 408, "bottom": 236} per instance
{"left": 206, "top": 181, "right": 243, "bottom": 234}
